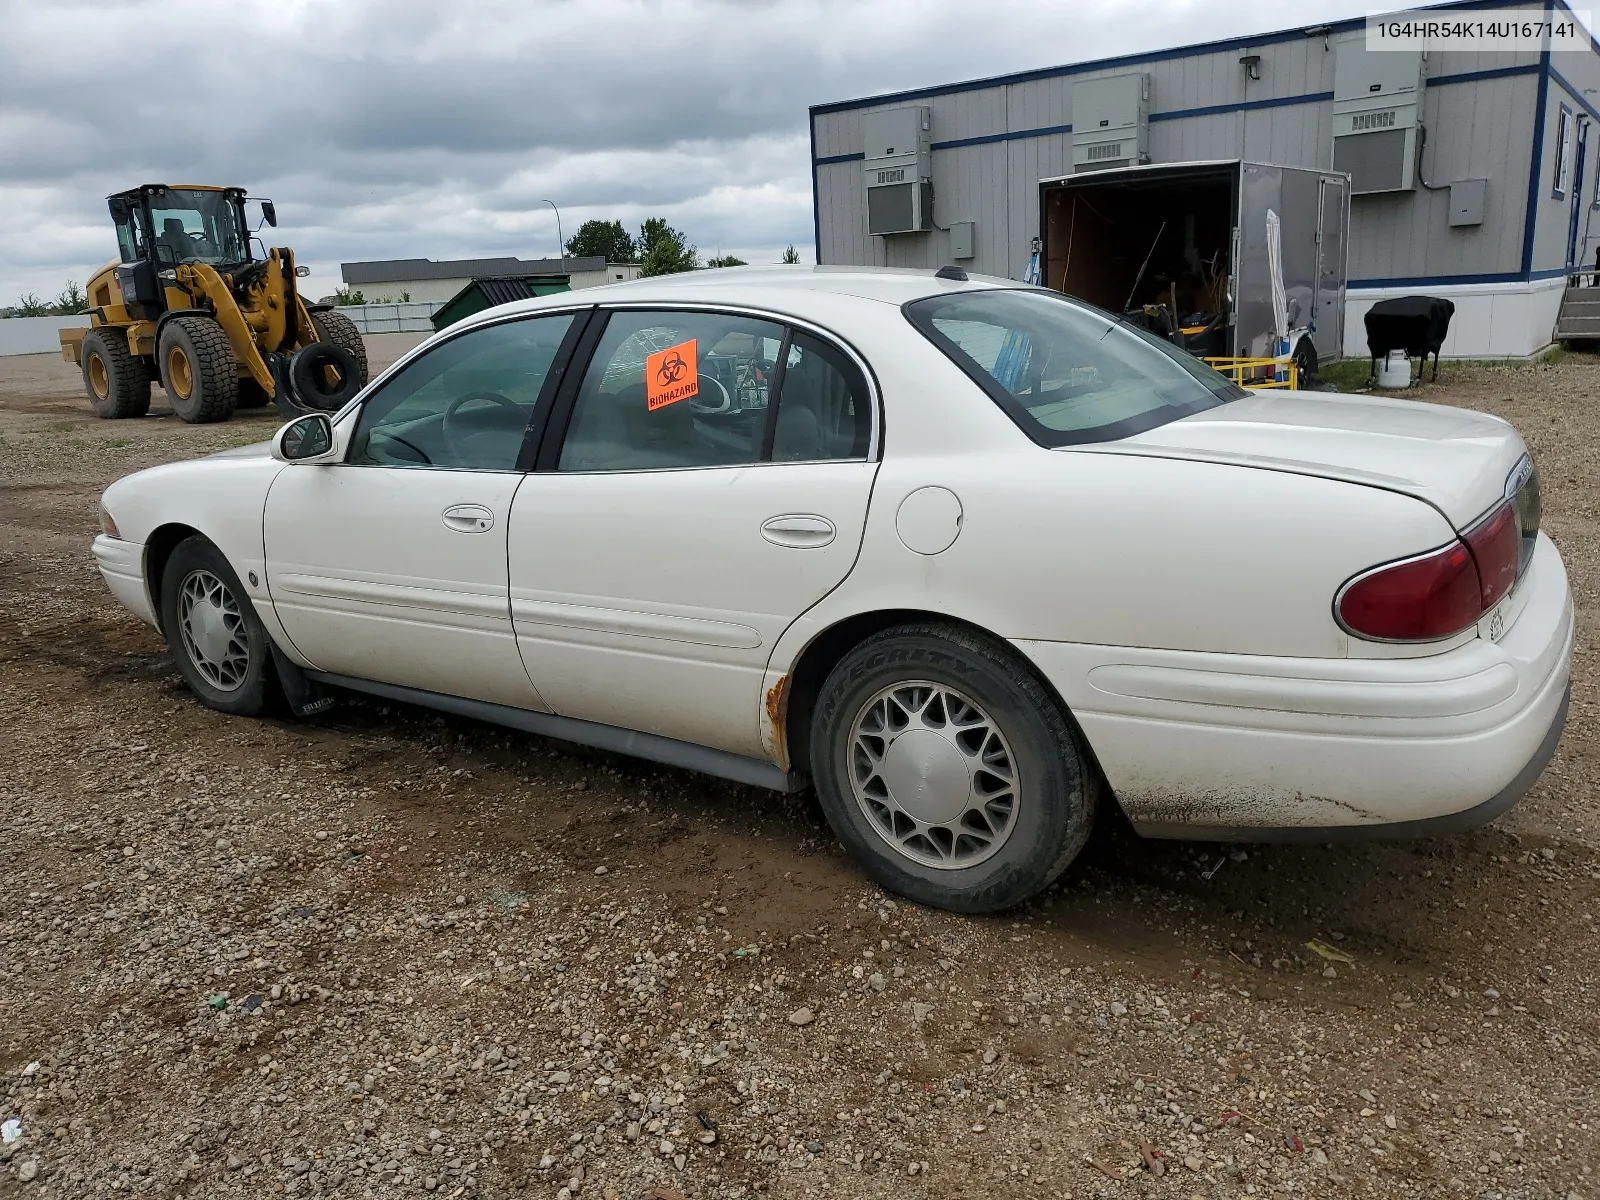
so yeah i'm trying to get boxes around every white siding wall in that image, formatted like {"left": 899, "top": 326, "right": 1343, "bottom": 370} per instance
{"left": 341, "top": 278, "right": 471, "bottom": 304}
{"left": 344, "top": 266, "right": 640, "bottom": 304}
{"left": 334, "top": 302, "right": 444, "bottom": 335}
{"left": 0, "top": 315, "right": 90, "bottom": 357}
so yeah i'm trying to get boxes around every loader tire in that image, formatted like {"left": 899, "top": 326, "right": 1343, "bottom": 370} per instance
{"left": 311, "top": 309, "right": 369, "bottom": 389}
{"left": 81, "top": 327, "right": 151, "bottom": 419}
{"left": 159, "top": 314, "right": 238, "bottom": 424}
{"left": 290, "top": 342, "right": 363, "bottom": 411}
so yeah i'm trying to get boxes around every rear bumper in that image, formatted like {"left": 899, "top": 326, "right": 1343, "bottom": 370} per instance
{"left": 1016, "top": 532, "right": 1574, "bottom": 837}
{"left": 92, "top": 534, "right": 157, "bottom": 628}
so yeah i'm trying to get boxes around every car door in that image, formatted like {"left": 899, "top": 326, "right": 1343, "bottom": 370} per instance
{"left": 508, "top": 307, "right": 879, "bottom": 759}
{"left": 264, "top": 310, "right": 584, "bottom": 709}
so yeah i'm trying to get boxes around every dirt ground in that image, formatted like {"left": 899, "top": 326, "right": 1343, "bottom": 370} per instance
{"left": 0, "top": 339, "right": 1597, "bottom": 1200}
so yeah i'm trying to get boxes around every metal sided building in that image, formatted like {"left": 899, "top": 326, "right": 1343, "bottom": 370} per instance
{"left": 810, "top": 2, "right": 1600, "bottom": 359}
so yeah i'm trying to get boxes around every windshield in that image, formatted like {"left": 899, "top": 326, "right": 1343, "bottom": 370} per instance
{"left": 905, "top": 288, "right": 1246, "bottom": 446}
{"left": 148, "top": 189, "right": 248, "bottom": 267}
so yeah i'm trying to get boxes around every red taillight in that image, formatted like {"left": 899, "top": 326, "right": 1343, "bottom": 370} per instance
{"left": 1338, "top": 496, "right": 1531, "bottom": 642}
{"left": 1337, "top": 540, "right": 1483, "bottom": 641}
{"left": 1463, "top": 499, "right": 1520, "bottom": 610}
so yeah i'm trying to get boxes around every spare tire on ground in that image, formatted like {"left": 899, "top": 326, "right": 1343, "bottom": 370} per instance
{"left": 289, "top": 341, "right": 363, "bottom": 411}
{"left": 310, "top": 308, "right": 369, "bottom": 387}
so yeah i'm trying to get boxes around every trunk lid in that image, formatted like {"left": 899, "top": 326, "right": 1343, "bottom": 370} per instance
{"left": 1091, "top": 390, "right": 1526, "bottom": 528}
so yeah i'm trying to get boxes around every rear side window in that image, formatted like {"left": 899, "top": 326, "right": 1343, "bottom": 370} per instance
{"left": 555, "top": 310, "right": 873, "bottom": 472}
{"left": 558, "top": 310, "right": 785, "bottom": 471}
{"left": 770, "top": 331, "right": 872, "bottom": 462}
{"left": 905, "top": 289, "right": 1245, "bottom": 446}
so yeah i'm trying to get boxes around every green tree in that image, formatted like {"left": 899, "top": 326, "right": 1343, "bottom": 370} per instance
{"left": 332, "top": 286, "right": 366, "bottom": 306}
{"left": 52, "top": 280, "right": 87, "bottom": 315}
{"left": 704, "top": 254, "right": 747, "bottom": 268}
{"left": 638, "top": 218, "right": 697, "bottom": 276}
{"left": 566, "top": 219, "right": 637, "bottom": 264}
{"left": 14, "top": 293, "right": 47, "bottom": 317}
{"left": 781, "top": 244, "right": 801, "bottom": 265}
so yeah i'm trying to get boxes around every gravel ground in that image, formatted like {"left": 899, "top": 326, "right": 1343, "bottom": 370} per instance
{"left": 0, "top": 342, "right": 1597, "bottom": 1200}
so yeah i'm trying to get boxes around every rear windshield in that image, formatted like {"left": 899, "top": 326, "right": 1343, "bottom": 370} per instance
{"left": 905, "top": 288, "right": 1245, "bottom": 446}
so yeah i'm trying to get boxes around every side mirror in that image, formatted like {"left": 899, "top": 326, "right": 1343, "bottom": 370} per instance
{"left": 260, "top": 200, "right": 278, "bottom": 228}
{"left": 271, "top": 413, "right": 337, "bottom": 463}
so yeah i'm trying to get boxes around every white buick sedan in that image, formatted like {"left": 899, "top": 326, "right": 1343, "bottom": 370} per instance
{"left": 93, "top": 267, "right": 1572, "bottom": 913}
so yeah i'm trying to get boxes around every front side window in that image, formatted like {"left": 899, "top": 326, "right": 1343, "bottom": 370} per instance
{"left": 349, "top": 313, "right": 576, "bottom": 470}
{"left": 558, "top": 310, "right": 787, "bottom": 471}
{"left": 113, "top": 213, "right": 147, "bottom": 264}
{"left": 906, "top": 289, "right": 1244, "bottom": 447}
{"left": 149, "top": 189, "right": 248, "bottom": 266}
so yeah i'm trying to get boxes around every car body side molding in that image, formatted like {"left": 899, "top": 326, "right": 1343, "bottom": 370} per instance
{"left": 304, "top": 670, "right": 801, "bottom": 793}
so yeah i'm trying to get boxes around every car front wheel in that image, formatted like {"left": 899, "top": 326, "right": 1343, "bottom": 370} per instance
{"left": 160, "top": 536, "right": 273, "bottom": 716}
{"left": 809, "top": 623, "right": 1095, "bottom": 913}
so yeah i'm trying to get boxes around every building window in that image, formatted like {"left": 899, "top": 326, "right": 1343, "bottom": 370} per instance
{"left": 1592, "top": 128, "right": 1600, "bottom": 210}
{"left": 1555, "top": 105, "right": 1573, "bottom": 199}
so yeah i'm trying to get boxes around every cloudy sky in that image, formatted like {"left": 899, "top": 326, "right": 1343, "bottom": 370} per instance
{"left": 0, "top": 0, "right": 1381, "bottom": 304}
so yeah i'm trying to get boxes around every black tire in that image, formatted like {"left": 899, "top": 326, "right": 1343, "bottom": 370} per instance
{"left": 235, "top": 377, "right": 273, "bottom": 408}
{"left": 1292, "top": 336, "right": 1319, "bottom": 387}
{"left": 311, "top": 308, "right": 369, "bottom": 387}
{"left": 159, "top": 536, "right": 273, "bottom": 716}
{"left": 809, "top": 623, "right": 1095, "bottom": 914}
{"left": 158, "top": 315, "right": 238, "bottom": 423}
{"left": 289, "top": 341, "right": 363, "bottom": 410}
{"left": 81, "top": 327, "right": 151, "bottom": 419}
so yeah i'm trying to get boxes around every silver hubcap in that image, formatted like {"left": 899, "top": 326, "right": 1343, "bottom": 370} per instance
{"left": 848, "top": 681, "right": 1019, "bottom": 870}
{"left": 178, "top": 569, "right": 249, "bottom": 692}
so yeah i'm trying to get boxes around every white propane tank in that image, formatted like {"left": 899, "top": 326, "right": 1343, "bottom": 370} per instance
{"left": 1377, "top": 350, "right": 1412, "bottom": 389}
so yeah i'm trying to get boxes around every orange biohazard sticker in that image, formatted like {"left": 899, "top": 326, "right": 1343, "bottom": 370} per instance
{"left": 646, "top": 339, "right": 698, "bottom": 411}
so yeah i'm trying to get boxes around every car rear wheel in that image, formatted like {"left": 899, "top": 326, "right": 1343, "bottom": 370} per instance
{"left": 160, "top": 536, "right": 272, "bottom": 716}
{"left": 809, "top": 623, "right": 1095, "bottom": 913}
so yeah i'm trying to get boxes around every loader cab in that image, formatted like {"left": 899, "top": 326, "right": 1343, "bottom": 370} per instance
{"left": 109, "top": 185, "right": 254, "bottom": 270}
{"left": 107, "top": 184, "right": 257, "bottom": 320}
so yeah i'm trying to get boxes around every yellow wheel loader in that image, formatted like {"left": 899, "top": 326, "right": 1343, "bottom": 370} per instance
{"left": 59, "top": 184, "right": 368, "bottom": 423}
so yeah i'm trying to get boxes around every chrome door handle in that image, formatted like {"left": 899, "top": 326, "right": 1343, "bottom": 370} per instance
{"left": 441, "top": 504, "right": 494, "bottom": 534}
{"left": 761, "top": 514, "right": 836, "bottom": 548}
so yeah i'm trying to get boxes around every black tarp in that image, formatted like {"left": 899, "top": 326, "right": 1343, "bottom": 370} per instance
{"left": 1363, "top": 295, "right": 1455, "bottom": 382}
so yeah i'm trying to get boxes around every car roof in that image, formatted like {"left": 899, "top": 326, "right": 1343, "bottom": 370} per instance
{"left": 457, "top": 265, "right": 1022, "bottom": 329}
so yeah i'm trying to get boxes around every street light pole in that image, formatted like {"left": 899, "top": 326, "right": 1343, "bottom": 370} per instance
{"left": 542, "top": 200, "right": 566, "bottom": 275}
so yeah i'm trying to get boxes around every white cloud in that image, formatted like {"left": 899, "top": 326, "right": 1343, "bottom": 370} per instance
{"left": 0, "top": 0, "right": 1375, "bottom": 302}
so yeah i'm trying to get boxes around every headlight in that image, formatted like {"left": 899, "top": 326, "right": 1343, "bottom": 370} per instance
{"left": 98, "top": 504, "right": 120, "bottom": 538}
{"left": 158, "top": 269, "right": 177, "bottom": 285}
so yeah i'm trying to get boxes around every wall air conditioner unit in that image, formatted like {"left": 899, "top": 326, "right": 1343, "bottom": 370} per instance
{"left": 1332, "top": 34, "right": 1424, "bottom": 194}
{"left": 1072, "top": 73, "right": 1150, "bottom": 172}
{"left": 863, "top": 106, "right": 933, "bottom": 235}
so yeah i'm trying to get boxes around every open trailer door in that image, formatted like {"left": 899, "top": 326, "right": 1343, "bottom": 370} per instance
{"left": 1039, "top": 160, "right": 1349, "bottom": 373}
{"left": 1314, "top": 172, "right": 1350, "bottom": 361}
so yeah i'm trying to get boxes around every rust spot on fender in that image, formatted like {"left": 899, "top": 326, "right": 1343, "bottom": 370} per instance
{"left": 764, "top": 674, "right": 791, "bottom": 771}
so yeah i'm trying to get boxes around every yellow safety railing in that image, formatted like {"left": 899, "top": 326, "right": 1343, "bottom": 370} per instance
{"left": 1203, "top": 356, "right": 1298, "bottom": 390}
